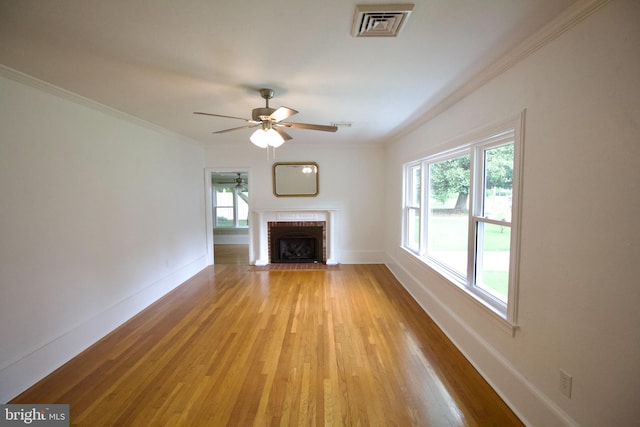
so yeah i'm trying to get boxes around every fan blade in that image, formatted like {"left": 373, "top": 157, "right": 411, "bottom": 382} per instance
{"left": 273, "top": 127, "right": 293, "bottom": 141}
{"left": 213, "top": 124, "right": 260, "bottom": 134}
{"left": 280, "top": 122, "right": 338, "bottom": 132}
{"left": 270, "top": 106, "right": 298, "bottom": 122}
{"left": 194, "top": 112, "right": 255, "bottom": 122}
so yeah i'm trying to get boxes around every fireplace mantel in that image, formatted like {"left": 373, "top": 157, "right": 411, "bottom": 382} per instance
{"left": 252, "top": 209, "right": 338, "bottom": 266}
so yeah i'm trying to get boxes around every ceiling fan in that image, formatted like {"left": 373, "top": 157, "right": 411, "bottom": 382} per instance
{"left": 217, "top": 173, "right": 246, "bottom": 189}
{"left": 194, "top": 88, "right": 338, "bottom": 148}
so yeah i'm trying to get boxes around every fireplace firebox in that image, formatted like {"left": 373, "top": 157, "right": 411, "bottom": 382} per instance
{"left": 268, "top": 222, "right": 325, "bottom": 263}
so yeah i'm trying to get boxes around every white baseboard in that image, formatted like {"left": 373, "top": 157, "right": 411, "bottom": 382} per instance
{"left": 338, "top": 250, "right": 385, "bottom": 264}
{"left": 385, "top": 253, "right": 578, "bottom": 427}
{"left": 0, "top": 255, "right": 208, "bottom": 403}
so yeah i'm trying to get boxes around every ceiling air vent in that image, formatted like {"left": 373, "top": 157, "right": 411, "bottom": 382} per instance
{"left": 352, "top": 4, "right": 414, "bottom": 37}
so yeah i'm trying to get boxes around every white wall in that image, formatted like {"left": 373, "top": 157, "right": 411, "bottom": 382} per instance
{"left": 204, "top": 141, "right": 386, "bottom": 264}
{"left": 0, "top": 70, "right": 207, "bottom": 402}
{"left": 213, "top": 228, "right": 249, "bottom": 245}
{"left": 384, "top": 1, "right": 640, "bottom": 425}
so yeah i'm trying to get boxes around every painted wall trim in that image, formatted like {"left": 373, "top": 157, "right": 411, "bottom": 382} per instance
{"left": 391, "top": 0, "right": 609, "bottom": 141}
{"left": 385, "top": 253, "right": 578, "bottom": 427}
{"left": 0, "top": 64, "right": 202, "bottom": 148}
{"left": 0, "top": 256, "right": 208, "bottom": 403}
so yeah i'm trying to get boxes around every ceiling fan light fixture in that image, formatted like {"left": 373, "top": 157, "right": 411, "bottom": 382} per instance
{"left": 250, "top": 127, "right": 284, "bottom": 148}
{"left": 195, "top": 88, "right": 337, "bottom": 148}
{"left": 266, "top": 128, "right": 285, "bottom": 147}
{"left": 250, "top": 128, "right": 268, "bottom": 148}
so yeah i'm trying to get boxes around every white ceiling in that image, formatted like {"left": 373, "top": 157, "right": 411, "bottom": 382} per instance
{"left": 0, "top": 0, "right": 577, "bottom": 147}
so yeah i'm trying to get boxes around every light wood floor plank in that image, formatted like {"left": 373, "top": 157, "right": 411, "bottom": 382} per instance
{"left": 214, "top": 244, "right": 249, "bottom": 265}
{"left": 11, "top": 265, "right": 523, "bottom": 426}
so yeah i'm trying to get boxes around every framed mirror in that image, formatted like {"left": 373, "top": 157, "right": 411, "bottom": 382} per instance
{"left": 273, "top": 162, "right": 319, "bottom": 197}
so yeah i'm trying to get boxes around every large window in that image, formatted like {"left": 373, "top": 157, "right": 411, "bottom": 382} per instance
{"left": 214, "top": 185, "right": 248, "bottom": 228}
{"left": 403, "top": 117, "right": 523, "bottom": 325}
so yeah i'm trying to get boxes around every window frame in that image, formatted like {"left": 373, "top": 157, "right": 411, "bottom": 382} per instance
{"left": 213, "top": 185, "right": 249, "bottom": 229}
{"left": 402, "top": 113, "right": 524, "bottom": 329}
{"left": 404, "top": 162, "right": 422, "bottom": 252}
{"left": 469, "top": 134, "right": 516, "bottom": 315}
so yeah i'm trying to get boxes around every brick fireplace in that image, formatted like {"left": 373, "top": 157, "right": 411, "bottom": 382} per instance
{"left": 252, "top": 210, "right": 338, "bottom": 266}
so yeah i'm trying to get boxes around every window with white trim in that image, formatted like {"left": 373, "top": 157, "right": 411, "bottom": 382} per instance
{"left": 403, "top": 116, "right": 523, "bottom": 324}
{"left": 213, "top": 185, "right": 249, "bottom": 228}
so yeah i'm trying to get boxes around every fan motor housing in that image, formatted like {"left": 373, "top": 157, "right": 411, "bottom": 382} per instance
{"left": 252, "top": 107, "right": 276, "bottom": 121}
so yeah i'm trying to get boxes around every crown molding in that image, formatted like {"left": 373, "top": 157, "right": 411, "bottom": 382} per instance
{"left": 0, "top": 64, "right": 203, "bottom": 147}
{"left": 392, "top": 0, "right": 610, "bottom": 141}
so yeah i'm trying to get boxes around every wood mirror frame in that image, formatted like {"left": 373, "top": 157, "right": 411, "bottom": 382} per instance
{"left": 272, "top": 162, "right": 319, "bottom": 197}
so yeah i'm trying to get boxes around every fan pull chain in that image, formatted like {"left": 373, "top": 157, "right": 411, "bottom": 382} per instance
{"left": 265, "top": 145, "right": 277, "bottom": 161}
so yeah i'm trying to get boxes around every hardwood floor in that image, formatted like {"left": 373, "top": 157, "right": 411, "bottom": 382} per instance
{"left": 214, "top": 244, "right": 249, "bottom": 265}
{"left": 11, "top": 265, "right": 523, "bottom": 426}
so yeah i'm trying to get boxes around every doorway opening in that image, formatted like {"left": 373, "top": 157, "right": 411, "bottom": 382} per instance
{"left": 207, "top": 170, "right": 250, "bottom": 265}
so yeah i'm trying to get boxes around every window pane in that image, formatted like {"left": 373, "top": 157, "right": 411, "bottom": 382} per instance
{"left": 215, "top": 187, "right": 234, "bottom": 206}
{"left": 475, "top": 222, "right": 511, "bottom": 302}
{"left": 407, "top": 208, "right": 420, "bottom": 250}
{"left": 483, "top": 144, "right": 513, "bottom": 222}
{"left": 215, "top": 207, "right": 234, "bottom": 227}
{"left": 214, "top": 187, "right": 234, "bottom": 227}
{"left": 409, "top": 165, "right": 421, "bottom": 207}
{"left": 427, "top": 155, "right": 470, "bottom": 276}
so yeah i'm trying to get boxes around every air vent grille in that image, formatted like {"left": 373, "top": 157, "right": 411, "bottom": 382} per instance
{"left": 352, "top": 4, "right": 414, "bottom": 37}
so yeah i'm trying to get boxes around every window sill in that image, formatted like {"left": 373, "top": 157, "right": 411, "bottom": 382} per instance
{"left": 402, "top": 247, "right": 518, "bottom": 337}
{"left": 213, "top": 227, "right": 249, "bottom": 232}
